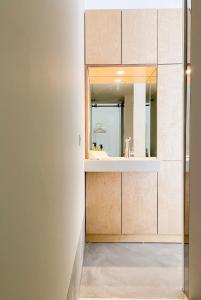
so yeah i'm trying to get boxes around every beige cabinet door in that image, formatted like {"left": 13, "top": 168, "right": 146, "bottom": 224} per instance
{"left": 122, "top": 172, "right": 157, "bottom": 235}
{"left": 122, "top": 10, "right": 157, "bottom": 64}
{"left": 158, "top": 161, "right": 183, "bottom": 235}
{"left": 86, "top": 172, "right": 121, "bottom": 234}
{"left": 158, "top": 9, "right": 183, "bottom": 64}
{"left": 157, "top": 64, "right": 184, "bottom": 160}
{"left": 85, "top": 10, "right": 121, "bottom": 65}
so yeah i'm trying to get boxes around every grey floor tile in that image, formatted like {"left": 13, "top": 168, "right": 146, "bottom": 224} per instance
{"left": 80, "top": 243, "right": 184, "bottom": 299}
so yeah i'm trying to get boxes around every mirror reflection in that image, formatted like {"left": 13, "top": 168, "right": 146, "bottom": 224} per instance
{"left": 88, "top": 66, "right": 157, "bottom": 158}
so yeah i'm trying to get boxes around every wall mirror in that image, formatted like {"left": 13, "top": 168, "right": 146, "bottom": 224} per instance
{"left": 87, "top": 66, "right": 157, "bottom": 158}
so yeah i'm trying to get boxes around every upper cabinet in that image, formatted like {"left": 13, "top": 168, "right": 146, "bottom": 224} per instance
{"left": 85, "top": 10, "right": 121, "bottom": 65}
{"left": 158, "top": 9, "right": 183, "bottom": 64}
{"left": 85, "top": 9, "right": 183, "bottom": 65}
{"left": 122, "top": 10, "right": 157, "bottom": 65}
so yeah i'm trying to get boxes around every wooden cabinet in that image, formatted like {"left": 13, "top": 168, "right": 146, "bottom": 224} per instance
{"left": 158, "top": 9, "right": 183, "bottom": 64}
{"left": 85, "top": 9, "right": 158, "bottom": 65}
{"left": 86, "top": 172, "right": 121, "bottom": 234}
{"left": 122, "top": 9, "right": 157, "bottom": 64}
{"left": 86, "top": 170, "right": 182, "bottom": 242}
{"left": 122, "top": 172, "right": 157, "bottom": 235}
{"left": 85, "top": 10, "right": 121, "bottom": 65}
{"left": 158, "top": 161, "right": 183, "bottom": 235}
{"left": 157, "top": 64, "right": 184, "bottom": 160}
{"left": 85, "top": 9, "right": 183, "bottom": 65}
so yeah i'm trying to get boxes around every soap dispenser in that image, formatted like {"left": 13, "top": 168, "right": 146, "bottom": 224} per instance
{"left": 99, "top": 144, "right": 104, "bottom": 151}
{"left": 92, "top": 142, "right": 97, "bottom": 151}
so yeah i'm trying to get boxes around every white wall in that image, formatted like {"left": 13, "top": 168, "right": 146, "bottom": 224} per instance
{"left": 124, "top": 92, "right": 133, "bottom": 147}
{"left": 85, "top": 0, "right": 182, "bottom": 9}
{"left": 133, "top": 84, "right": 146, "bottom": 157}
{"left": 0, "top": 1, "right": 84, "bottom": 300}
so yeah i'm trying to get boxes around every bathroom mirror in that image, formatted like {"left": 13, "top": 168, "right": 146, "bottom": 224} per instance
{"left": 88, "top": 66, "right": 157, "bottom": 158}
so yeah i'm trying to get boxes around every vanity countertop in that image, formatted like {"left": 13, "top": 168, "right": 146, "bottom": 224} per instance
{"left": 84, "top": 157, "right": 160, "bottom": 172}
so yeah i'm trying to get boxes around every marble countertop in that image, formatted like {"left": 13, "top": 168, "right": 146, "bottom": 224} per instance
{"left": 84, "top": 157, "right": 160, "bottom": 172}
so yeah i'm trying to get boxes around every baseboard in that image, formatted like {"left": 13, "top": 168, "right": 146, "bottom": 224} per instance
{"left": 86, "top": 234, "right": 183, "bottom": 243}
{"left": 66, "top": 217, "right": 85, "bottom": 300}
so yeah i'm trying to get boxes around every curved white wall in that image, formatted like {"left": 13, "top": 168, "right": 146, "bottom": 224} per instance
{"left": 0, "top": 1, "right": 84, "bottom": 300}
{"left": 85, "top": 0, "right": 182, "bottom": 9}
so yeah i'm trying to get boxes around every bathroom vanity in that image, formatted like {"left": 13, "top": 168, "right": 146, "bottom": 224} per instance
{"left": 85, "top": 158, "right": 159, "bottom": 241}
{"left": 84, "top": 8, "right": 184, "bottom": 243}
{"left": 85, "top": 158, "right": 182, "bottom": 243}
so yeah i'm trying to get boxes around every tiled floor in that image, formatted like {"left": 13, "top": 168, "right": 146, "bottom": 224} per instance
{"left": 80, "top": 243, "right": 184, "bottom": 299}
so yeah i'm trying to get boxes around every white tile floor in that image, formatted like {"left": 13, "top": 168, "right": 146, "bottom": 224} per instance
{"left": 80, "top": 243, "right": 185, "bottom": 299}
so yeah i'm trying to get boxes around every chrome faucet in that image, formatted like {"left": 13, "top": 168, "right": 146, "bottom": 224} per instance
{"left": 124, "top": 137, "right": 131, "bottom": 158}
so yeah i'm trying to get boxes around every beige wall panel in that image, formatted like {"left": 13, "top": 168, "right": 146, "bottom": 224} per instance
{"left": 157, "top": 64, "right": 184, "bottom": 160}
{"left": 158, "top": 161, "right": 183, "bottom": 235}
{"left": 158, "top": 9, "right": 183, "bottom": 64}
{"left": 122, "top": 172, "right": 157, "bottom": 235}
{"left": 85, "top": 10, "right": 121, "bottom": 64}
{"left": 122, "top": 9, "right": 157, "bottom": 64}
{"left": 86, "top": 172, "right": 121, "bottom": 234}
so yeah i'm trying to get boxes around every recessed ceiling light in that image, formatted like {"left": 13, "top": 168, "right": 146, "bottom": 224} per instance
{"left": 115, "top": 78, "right": 122, "bottom": 83}
{"left": 116, "top": 70, "right": 125, "bottom": 75}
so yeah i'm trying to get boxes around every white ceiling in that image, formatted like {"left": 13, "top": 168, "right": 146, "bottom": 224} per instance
{"left": 85, "top": 0, "right": 183, "bottom": 10}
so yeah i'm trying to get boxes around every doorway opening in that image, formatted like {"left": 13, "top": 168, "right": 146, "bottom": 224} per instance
{"left": 82, "top": 2, "right": 190, "bottom": 299}
{"left": 82, "top": 64, "right": 185, "bottom": 300}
